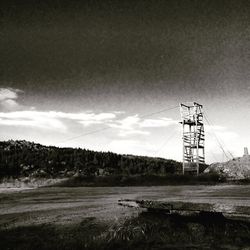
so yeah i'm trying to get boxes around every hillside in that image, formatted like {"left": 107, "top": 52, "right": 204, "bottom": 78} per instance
{"left": 205, "top": 148, "right": 250, "bottom": 180}
{"left": 0, "top": 140, "right": 181, "bottom": 183}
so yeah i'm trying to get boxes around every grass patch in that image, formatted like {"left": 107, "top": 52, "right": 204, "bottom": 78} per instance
{"left": 105, "top": 212, "right": 250, "bottom": 250}
{"left": 0, "top": 217, "right": 107, "bottom": 250}
{"left": 1, "top": 213, "right": 249, "bottom": 250}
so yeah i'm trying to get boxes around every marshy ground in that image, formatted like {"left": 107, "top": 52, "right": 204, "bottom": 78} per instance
{"left": 1, "top": 212, "right": 250, "bottom": 250}
{"left": 0, "top": 185, "right": 249, "bottom": 249}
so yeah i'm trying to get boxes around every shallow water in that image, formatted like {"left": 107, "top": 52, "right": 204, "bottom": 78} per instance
{"left": 0, "top": 185, "right": 249, "bottom": 229}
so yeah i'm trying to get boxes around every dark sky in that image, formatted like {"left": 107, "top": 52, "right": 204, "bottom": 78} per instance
{"left": 0, "top": 0, "right": 249, "bottom": 161}
{"left": 1, "top": 0, "right": 249, "bottom": 103}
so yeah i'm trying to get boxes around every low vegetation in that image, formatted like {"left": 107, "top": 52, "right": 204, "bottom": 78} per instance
{"left": 0, "top": 212, "right": 249, "bottom": 250}
{"left": 1, "top": 140, "right": 235, "bottom": 186}
{"left": 55, "top": 172, "right": 225, "bottom": 187}
{"left": 0, "top": 140, "right": 182, "bottom": 180}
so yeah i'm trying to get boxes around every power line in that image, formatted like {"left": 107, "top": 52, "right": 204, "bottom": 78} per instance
{"left": 205, "top": 113, "right": 234, "bottom": 159}
{"left": 140, "top": 105, "right": 179, "bottom": 119}
{"left": 56, "top": 105, "right": 179, "bottom": 145}
{"left": 204, "top": 112, "right": 234, "bottom": 160}
{"left": 204, "top": 117, "right": 231, "bottom": 160}
{"left": 56, "top": 127, "right": 110, "bottom": 145}
{"left": 154, "top": 129, "right": 178, "bottom": 156}
{"left": 206, "top": 131, "right": 224, "bottom": 162}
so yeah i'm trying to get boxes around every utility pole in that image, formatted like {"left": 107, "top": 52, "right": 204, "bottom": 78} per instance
{"left": 180, "top": 102, "right": 205, "bottom": 175}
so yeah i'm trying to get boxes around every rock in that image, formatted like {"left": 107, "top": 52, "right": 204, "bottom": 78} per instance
{"left": 205, "top": 148, "right": 250, "bottom": 179}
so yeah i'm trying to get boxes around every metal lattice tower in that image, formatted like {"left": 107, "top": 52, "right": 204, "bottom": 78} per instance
{"left": 180, "top": 102, "right": 205, "bottom": 175}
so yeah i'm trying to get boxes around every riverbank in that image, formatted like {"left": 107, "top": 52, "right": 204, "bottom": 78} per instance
{"left": 1, "top": 174, "right": 249, "bottom": 189}
{"left": 54, "top": 174, "right": 250, "bottom": 187}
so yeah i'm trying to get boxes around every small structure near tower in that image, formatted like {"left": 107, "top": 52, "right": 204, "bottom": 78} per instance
{"left": 244, "top": 147, "right": 249, "bottom": 157}
{"left": 180, "top": 102, "right": 205, "bottom": 175}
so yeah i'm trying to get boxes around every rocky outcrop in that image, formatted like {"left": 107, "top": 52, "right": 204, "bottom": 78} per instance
{"left": 205, "top": 148, "right": 250, "bottom": 179}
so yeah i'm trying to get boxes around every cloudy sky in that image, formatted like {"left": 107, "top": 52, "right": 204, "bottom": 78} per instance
{"left": 0, "top": 0, "right": 249, "bottom": 163}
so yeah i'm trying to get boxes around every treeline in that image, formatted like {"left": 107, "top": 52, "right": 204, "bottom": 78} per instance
{"left": 0, "top": 140, "right": 182, "bottom": 179}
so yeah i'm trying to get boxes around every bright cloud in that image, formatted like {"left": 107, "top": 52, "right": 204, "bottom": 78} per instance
{"left": 0, "top": 88, "right": 176, "bottom": 138}
{"left": 0, "top": 88, "right": 22, "bottom": 110}
{"left": 118, "top": 129, "right": 150, "bottom": 137}
{"left": 0, "top": 111, "right": 66, "bottom": 130}
{"left": 0, "top": 88, "right": 20, "bottom": 101}
{"left": 44, "top": 111, "right": 116, "bottom": 121}
{"left": 139, "top": 118, "right": 178, "bottom": 128}
{"left": 0, "top": 117, "right": 65, "bottom": 130}
{"left": 0, "top": 87, "right": 117, "bottom": 131}
{"left": 109, "top": 115, "right": 140, "bottom": 130}
{"left": 108, "top": 115, "right": 178, "bottom": 137}
{"left": 0, "top": 110, "right": 116, "bottom": 131}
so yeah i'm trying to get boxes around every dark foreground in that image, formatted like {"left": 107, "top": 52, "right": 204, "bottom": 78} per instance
{"left": 0, "top": 185, "right": 249, "bottom": 249}
{"left": 1, "top": 212, "right": 250, "bottom": 250}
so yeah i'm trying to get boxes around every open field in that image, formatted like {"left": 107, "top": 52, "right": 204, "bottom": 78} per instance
{"left": 0, "top": 185, "right": 249, "bottom": 249}
{"left": 0, "top": 185, "right": 250, "bottom": 229}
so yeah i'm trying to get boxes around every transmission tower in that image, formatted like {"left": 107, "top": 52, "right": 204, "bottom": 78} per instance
{"left": 180, "top": 102, "right": 205, "bottom": 175}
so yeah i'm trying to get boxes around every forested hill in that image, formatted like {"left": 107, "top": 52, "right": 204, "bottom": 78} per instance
{"left": 0, "top": 140, "right": 182, "bottom": 179}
